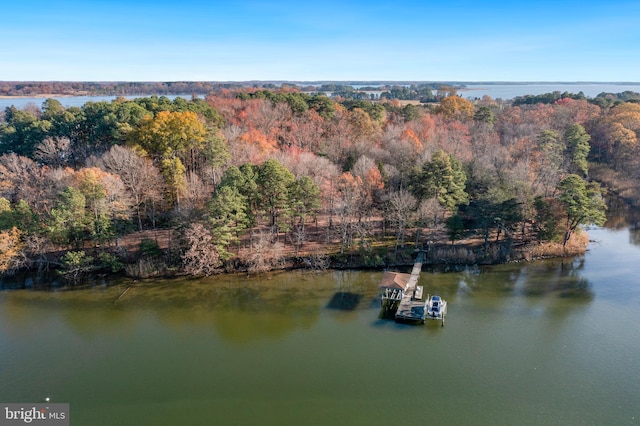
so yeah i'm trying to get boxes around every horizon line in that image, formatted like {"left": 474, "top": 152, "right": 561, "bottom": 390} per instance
{"left": 2, "top": 80, "right": 640, "bottom": 85}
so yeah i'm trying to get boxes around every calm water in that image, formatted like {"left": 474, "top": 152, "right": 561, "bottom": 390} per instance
{"left": 1, "top": 223, "right": 639, "bottom": 425}
{"left": 460, "top": 83, "right": 640, "bottom": 100}
{"left": 0, "top": 95, "right": 199, "bottom": 110}
{"left": 2, "top": 84, "right": 640, "bottom": 110}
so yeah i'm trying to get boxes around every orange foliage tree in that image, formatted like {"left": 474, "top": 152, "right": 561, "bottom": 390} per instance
{"left": 130, "top": 110, "right": 208, "bottom": 204}
{"left": 0, "top": 227, "right": 24, "bottom": 273}
{"left": 436, "top": 96, "right": 475, "bottom": 121}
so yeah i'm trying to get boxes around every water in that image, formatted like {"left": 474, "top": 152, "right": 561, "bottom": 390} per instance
{"left": 3, "top": 83, "right": 640, "bottom": 111}
{"left": 0, "top": 94, "right": 200, "bottom": 110}
{"left": 0, "top": 224, "right": 639, "bottom": 425}
{"left": 460, "top": 83, "right": 640, "bottom": 100}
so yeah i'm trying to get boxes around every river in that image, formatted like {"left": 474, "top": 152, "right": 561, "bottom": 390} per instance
{"left": 1, "top": 216, "right": 639, "bottom": 424}
{"left": 2, "top": 83, "right": 640, "bottom": 111}
{"left": 459, "top": 83, "right": 640, "bottom": 100}
{"left": 0, "top": 95, "right": 199, "bottom": 111}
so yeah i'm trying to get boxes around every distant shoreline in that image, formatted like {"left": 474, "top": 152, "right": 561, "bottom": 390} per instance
{"left": 0, "top": 94, "right": 77, "bottom": 99}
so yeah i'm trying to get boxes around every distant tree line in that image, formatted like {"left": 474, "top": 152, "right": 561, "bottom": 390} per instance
{"left": 0, "top": 81, "right": 250, "bottom": 97}
{"left": 0, "top": 81, "right": 462, "bottom": 102}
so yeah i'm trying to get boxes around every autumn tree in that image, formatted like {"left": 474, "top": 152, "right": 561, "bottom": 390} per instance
{"left": 590, "top": 103, "right": 640, "bottom": 171}
{"left": 348, "top": 107, "right": 380, "bottom": 145}
{"left": 75, "top": 168, "right": 107, "bottom": 217}
{"left": 535, "top": 130, "right": 564, "bottom": 196}
{"left": 0, "top": 227, "right": 26, "bottom": 274}
{"left": 436, "top": 96, "right": 475, "bottom": 121}
{"left": 130, "top": 110, "right": 208, "bottom": 205}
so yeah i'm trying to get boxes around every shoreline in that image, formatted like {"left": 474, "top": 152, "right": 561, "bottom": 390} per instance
{"left": 0, "top": 237, "right": 589, "bottom": 290}
{"left": 0, "top": 94, "right": 79, "bottom": 99}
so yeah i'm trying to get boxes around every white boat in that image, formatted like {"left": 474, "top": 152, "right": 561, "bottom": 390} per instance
{"left": 426, "top": 295, "right": 447, "bottom": 325}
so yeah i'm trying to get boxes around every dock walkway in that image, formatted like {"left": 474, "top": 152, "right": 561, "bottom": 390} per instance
{"left": 394, "top": 251, "right": 429, "bottom": 323}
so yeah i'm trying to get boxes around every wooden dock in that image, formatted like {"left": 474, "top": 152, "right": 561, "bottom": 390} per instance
{"left": 393, "top": 251, "right": 429, "bottom": 323}
{"left": 380, "top": 252, "right": 430, "bottom": 323}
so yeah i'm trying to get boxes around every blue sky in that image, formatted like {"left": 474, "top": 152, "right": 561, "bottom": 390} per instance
{"left": 2, "top": 0, "right": 639, "bottom": 82}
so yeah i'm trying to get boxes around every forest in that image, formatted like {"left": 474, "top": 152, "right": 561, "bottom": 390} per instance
{"left": 0, "top": 87, "right": 638, "bottom": 283}
{"left": 0, "top": 81, "right": 456, "bottom": 100}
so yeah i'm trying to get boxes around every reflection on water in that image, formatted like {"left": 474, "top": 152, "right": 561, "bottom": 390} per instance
{"left": 0, "top": 257, "right": 599, "bottom": 341}
{"left": 606, "top": 196, "right": 640, "bottom": 247}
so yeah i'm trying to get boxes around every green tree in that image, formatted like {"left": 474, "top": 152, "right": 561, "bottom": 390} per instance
{"left": 288, "top": 176, "right": 321, "bottom": 252}
{"left": 307, "top": 95, "right": 336, "bottom": 120}
{"left": 257, "top": 159, "right": 295, "bottom": 230}
{"left": 402, "top": 104, "right": 421, "bottom": 122}
{"left": 446, "top": 214, "right": 465, "bottom": 245}
{"left": 556, "top": 174, "right": 606, "bottom": 247}
{"left": 288, "top": 176, "right": 321, "bottom": 225}
{"left": 47, "top": 187, "right": 88, "bottom": 248}
{"left": 533, "top": 196, "right": 564, "bottom": 242}
{"left": 413, "top": 150, "right": 469, "bottom": 212}
{"left": 59, "top": 251, "right": 95, "bottom": 284}
{"left": 208, "top": 185, "right": 249, "bottom": 258}
{"left": 0, "top": 199, "right": 39, "bottom": 233}
{"left": 473, "top": 106, "right": 496, "bottom": 124}
{"left": 0, "top": 107, "right": 52, "bottom": 156}
{"left": 219, "top": 164, "right": 259, "bottom": 226}
{"left": 464, "top": 197, "right": 519, "bottom": 245}
{"left": 564, "top": 124, "right": 591, "bottom": 176}
{"left": 202, "top": 129, "right": 230, "bottom": 180}
{"left": 0, "top": 198, "right": 13, "bottom": 230}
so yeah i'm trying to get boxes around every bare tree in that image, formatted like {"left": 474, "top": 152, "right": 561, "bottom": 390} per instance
{"left": 0, "top": 153, "right": 56, "bottom": 215}
{"left": 181, "top": 222, "right": 221, "bottom": 276}
{"left": 33, "top": 137, "right": 71, "bottom": 167}
{"left": 387, "top": 189, "right": 417, "bottom": 251}
{"left": 244, "top": 229, "right": 284, "bottom": 274}
{"left": 95, "top": 145, "right": 164, "bottom": 231}
{"left": 416, "top": 198, "right": 446, "bottom": 246}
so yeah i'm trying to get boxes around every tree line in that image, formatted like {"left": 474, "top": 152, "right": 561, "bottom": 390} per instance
{"left": 1, "top": 88, "right": 637, "bottom": 282}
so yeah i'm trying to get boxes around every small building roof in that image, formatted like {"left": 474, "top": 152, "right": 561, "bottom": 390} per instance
{"left": 379, "top": 271, "right": 410, "bottom": 290}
